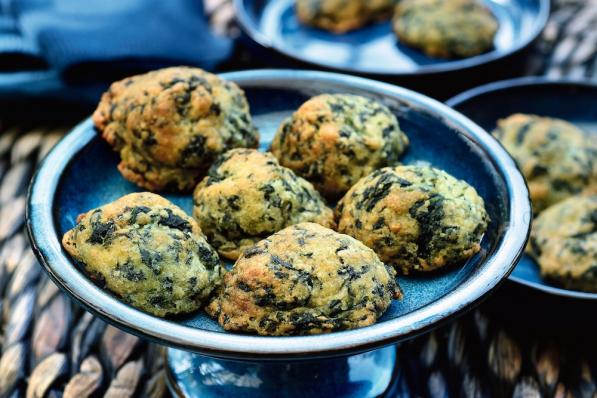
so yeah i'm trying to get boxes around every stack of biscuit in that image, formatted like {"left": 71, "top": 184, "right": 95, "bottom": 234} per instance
{"left": 62, "top": 66, "right": 490, "bottom": 335}
{"left": 493, "top": 114, "right": 597, "bottom": 292}
{"left": 295, "top": 0, "right": 499, "bottom": 59}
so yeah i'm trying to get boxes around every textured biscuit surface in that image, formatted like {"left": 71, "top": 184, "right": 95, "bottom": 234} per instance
{"left": 529, "top": 195, "right": 597, "bottom": 292}
{"left": 271, "top": 94, "right": 409, "bottom": 199}
{"left": 493, "top": 114, "right": 597, "bottom": 214}
{"left": 336, "top": 166, "right": 489, "bottom": 273}
{"left": 193, "top": 149, "right": 335, "bottom": 260}
{"left": 206, "top": 223, "right": 400, "bottom": 336}
{"left": 62, "top": 192, "right": 222, "bottom": 317}
{"left": 93, "top": 67, "right": 259, "bottom": 192}
{"left": 393, "top": 0, "right": 498, "bottom": 58}
{"left": 296, "top": 0, "right": 395, "bottom": 33}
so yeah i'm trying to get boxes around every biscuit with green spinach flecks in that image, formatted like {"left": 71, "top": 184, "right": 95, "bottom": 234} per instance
{"left": 271, "top": 94, "right": 409, "bottom": 199}
{"left": 393, "top": 0, "right": 498, "bottom": 58}
{"left": 493, "top": 114, "right": 597, "bottom": 214}
{"left": 193, "top": 149, "right": 335, "bottom": 260}
{"left": 296, "top": 0, "right": 395, "bottom": 33}
{"left": 206, "top": 222, "right": 400, "bottom": 336}
{"left": 93, "top": 67, "right": 259, "bottom": 192}
{"left": 529, "top": 195, "right": 597, "bottom": 292}
{"left": 336, "top": 166, "right": 489, "bottom": 274}
{"left": 62, "top": 192, "right": 223, "bottom": 317}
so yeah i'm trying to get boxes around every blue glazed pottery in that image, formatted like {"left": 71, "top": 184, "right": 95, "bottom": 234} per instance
{"left": 27, "top": 70, "right": 531, "bottom": 397}
{"left": 234, "top": 0, "right": 549, "bottom": 98}
{"left": 447, "top": 76, "right": 597, "bottom": 301}
{"left": 166, "top": 346, "right": 399, "bottom": 398}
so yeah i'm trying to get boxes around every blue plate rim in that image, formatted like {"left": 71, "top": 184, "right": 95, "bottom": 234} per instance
{"left": 447, "top": 76, "right": 597, "bottom": 300}
{"left": 233, "top": 0, "right": 551, "bottom": 77}
{"left": 446, "top": 75, "right": 597, "bottom": 108}
{"left": 26, "top": 69, "right": 531, "bottom": 359}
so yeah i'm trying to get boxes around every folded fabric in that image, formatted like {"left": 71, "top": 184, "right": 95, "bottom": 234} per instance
{"left": 0, "top": 0, "right": 233, "bottom": 80}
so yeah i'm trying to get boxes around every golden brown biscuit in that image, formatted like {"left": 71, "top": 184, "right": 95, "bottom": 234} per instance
{"left": 193, "top": 149, "right": 335, "bottom": 260}
{"left": 62, "top": 192, "right": 222, "bottom": 317}
{"left": 206, "top": 223, "right": 400, "bottom": 336}
{"left": 93, "top": 67, "right": 259, "bottom": 192}
{"left": 529, "top": 195, "right": 597, "bottom": 292}
{"left": 336, "top": 166, "right": 489, "bottom": 273}
{"left": 493, "top": 114, "right": 597, "bottom": 214}
{"left": 296, "top": 0, "right": 395, "bottom": 33}
{"left": 393, "top": 0, "right": 498, "bottom": 58}
{"left": 271, "top": 94, "right": 409, "bottom": 199}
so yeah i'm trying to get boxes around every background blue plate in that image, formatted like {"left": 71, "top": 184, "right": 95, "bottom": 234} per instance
{"left": 235, "top": 0, "right": 549, "bottom": 77}
{"left": 447, "top": 77, "right": 597, "bottom": 300}
{"left": 28, "top": 70, "right": 529, "bottom": 359}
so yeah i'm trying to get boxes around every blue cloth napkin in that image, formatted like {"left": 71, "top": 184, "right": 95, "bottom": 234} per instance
{"left": 0, "top": 0, "right": 233, "bottom": 79}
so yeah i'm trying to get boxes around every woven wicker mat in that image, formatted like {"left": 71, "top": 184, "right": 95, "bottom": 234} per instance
{"left": 1, "top": 0, "right": 596, "bottom": 396}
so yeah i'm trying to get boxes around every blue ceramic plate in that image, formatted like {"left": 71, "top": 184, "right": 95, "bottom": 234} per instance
{"left": 234, "top": 0, "right": 549, "bottom": 77}
{"left": 27, "top": 70, "right": 530, "bottom": 360}
{"left": 447, "top": 77, "right": 597, "bottom": 300}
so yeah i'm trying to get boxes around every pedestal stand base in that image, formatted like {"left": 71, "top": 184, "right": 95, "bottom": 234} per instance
{"left": 165, "top": 345, "right": 398, "bottom": 398}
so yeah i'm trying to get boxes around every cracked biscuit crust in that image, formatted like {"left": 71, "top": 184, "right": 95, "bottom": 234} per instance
{"left": 393, "top": 0, "right": 498, "bottom": 58}
{"left": 206, "top": 223, "right": 400, "bottom": 336}
{"left": 296, "top": 0, "right": 395, "bottom": 33}
{"left": 93, "top": 67, "right": 259, "bottom": 192}
{"left": 193, "top": 149, "right": 335, "bottom": 260}
{"left": 271, "top": 94, "right": 409, "bottom": 199}
{"left": 336, "top": 166, "right": 489, "bottom": 273}
{"left": 529, "top": 195, "right": 597, "bottom": 292}
{"left": 493, "top": 114, "right": 597, "bottom": 214}
{"left": 62, "top": 192, "right": 222, "bottom": 317}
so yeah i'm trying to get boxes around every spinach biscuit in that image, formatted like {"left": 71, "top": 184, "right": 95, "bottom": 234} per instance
{"left": 193, "top": 149, "right": 335, "bottom": 260}
{"left": 206, "top": 223, "right": 401, "bottom": 336}
{"left": 93, "top": 67, "right": 259, "bottom": 192}
{"left": 393, "top": 0, "right": 498, "bottom": 58}
{"left": 529, "top": 195, "right": 597, "bottom": 292}
{"left": 296, "top": 0, "right": 395, "bottom": 33}
{"left": 62, "top": 192, "right": 223, "bottom": 317}
{"left": 493, "top": 114, "right": 597, "bottom": 214}
{"left": 271, "top": 94, "right": 409, "bottom": 199}
{"left": 336, "top": 166, "right": 489, "bottom": 273}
